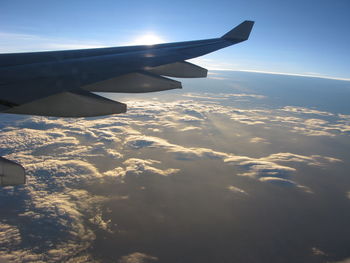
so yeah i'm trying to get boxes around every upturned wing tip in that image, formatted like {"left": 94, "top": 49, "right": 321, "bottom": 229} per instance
{"left": 221, "top": 20, "right": 255, "bottom": 41}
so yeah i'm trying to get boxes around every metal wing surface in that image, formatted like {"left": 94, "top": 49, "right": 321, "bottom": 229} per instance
{"left": 0, "top": 20, "right": 254, "bottom": 118}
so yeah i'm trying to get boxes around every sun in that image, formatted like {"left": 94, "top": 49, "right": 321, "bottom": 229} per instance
{"left": 131, "top": 33, "right": 165, "bottom": 45}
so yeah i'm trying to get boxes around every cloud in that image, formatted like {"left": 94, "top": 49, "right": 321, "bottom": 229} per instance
{"left": 124, "top": 134, "right": 337, "bottom": 192}
{"left": 311, "top": 247, "right": 327, "bottom": 256}
{"left": 119, "top": 97, "right": 350, "bottom": 138}
{"left": 0, "top": 188, "right": 100, "bottom": 262}
{"left": 0, "top": 223, "right": 21, "bottom": 248}
{"left": 125, "top": 135, "right": 228, "bottom": 160}
{"left": 259, "top": 177, "right": 312, "bottom": 193}
{"left": 282, "top": 106, "right": 334, "bottom": 116}
{"left": 118, "top": 252, "right": 158, "bottom": 263}
{"left": 179, "top": 126, "right": 201, "bottom": 132}
{"left": 0, "top": 87, "right": 346, "bottom": 261}
{"left": 124, "top": 158, "right": 179, "bottom": 176}
{"left": 331, "top": 258, "right": 350, "bottom": 263}
{"left": 89, "top": 210, "right": 113, "bottom": 234}
{"left": 227, "top": 185, "right": 248, "bottom": 195}
{"left": 250, "top": 137, "right": 270, "bottom": 144}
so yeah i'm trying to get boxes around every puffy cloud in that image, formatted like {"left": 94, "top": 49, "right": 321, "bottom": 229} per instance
{"left": 89, "top": 210, "right": 113, "bottom": 234}
{"left": 103, "top": 167, "right": 125, "bottom": 178}
{"left": 0, "top": 188, "right": 99, "bottom": 262}
{"left": 0, "top": 223, "right": 21, "bottom": 247}
{"left": 0, "top": 128, "right": 77, "bottom": 154}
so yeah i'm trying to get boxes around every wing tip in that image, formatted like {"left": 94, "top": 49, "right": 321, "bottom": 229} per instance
{"left": 221, "top": 20, "right": 255, "bottom": 41}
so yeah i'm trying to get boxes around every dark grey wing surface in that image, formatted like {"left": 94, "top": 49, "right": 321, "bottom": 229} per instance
{"left": 0, "top": 20, "right": 254, "bottom": 118}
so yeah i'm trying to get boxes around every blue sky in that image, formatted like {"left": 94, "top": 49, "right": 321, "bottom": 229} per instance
{"left": 1, "top": 0, "right": 349, "bottom": 80}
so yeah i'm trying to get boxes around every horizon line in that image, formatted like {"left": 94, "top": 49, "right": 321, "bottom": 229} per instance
{"left": 208, "top": 68, "right": 350, "bottom": 82}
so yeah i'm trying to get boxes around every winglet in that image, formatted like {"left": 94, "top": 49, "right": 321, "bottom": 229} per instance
{"left": 221, "top": 20, "right": 255, "bottom": 41}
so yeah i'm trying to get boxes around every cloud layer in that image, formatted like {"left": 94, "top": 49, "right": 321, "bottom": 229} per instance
{"left": 0, "top": 85, "right": 348, "bottom": 262}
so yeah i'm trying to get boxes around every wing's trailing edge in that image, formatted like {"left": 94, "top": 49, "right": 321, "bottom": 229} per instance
{"left": 83, "top": 71, "right": 182, "bottom": 93}
{"left": 221, "top": 20, "right": 255, "bottom": 42}
{"left": 6, "top": 90, "right": 126, "bottom": 117}
{"left": 147, "top": 61, "right": 208, "bottom": 78}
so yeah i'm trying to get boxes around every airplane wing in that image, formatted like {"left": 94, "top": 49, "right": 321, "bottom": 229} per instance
{"left": 0, "top": 20, "right": 254, "bottom": 118}
{"left": 0, "top": 20, "right": 254, "bottom": 186}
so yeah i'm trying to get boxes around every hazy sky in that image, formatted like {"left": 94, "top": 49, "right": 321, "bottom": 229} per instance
{"left": 1, "top": 0, "right": 349, "bottom": 79}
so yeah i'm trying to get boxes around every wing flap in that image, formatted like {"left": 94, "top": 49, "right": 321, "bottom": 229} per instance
{"left": 146, "top": 61, "right": 207, "bottom": 78}
{"left": 5, "top": 90, "right": 126, "bottom": 117}
{"left": 0, "top": 157, "right": 25, "bottom": 186}
{"left": 82, "top": 72, "right": 182, "bottom": 93}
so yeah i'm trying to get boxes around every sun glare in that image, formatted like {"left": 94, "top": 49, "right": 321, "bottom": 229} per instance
{"left": 131, "top": 33, "right": 165, "bottom": 45}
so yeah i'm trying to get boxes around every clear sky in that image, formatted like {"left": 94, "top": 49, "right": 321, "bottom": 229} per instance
{"left": 1, "top": 0, "right": 349, "bottom": 80}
